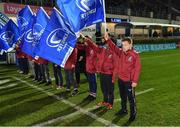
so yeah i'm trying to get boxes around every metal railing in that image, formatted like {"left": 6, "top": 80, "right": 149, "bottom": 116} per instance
{"left": 106, "top": 7, "right": 170, "bottom": 20}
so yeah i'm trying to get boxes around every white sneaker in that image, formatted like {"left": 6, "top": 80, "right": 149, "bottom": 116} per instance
{"left": 66, "top": 89, "right": 71, "bottom": 92}
{"left": 19, "top": 71, "right": 23, "bottom": 74}
{"left": 56, "top": 86, "right": 62, "bottom": 90}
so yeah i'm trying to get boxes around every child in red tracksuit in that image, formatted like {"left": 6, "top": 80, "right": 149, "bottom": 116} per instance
{"left": 76, "top": 38, "right": 97, "bottom": 101}
{"left": 27, "top": 55, "right": 35, "bottom": 78}
{"left": 33, "top": 57, "right": 51, "bottom": 85}
{"left": 85, "top": 37, "right": 117, "bottom": 110}
{"left": 15, "top": 44, "right": 29, "bottom": 74}
{"left": 105, "top": 33, "right": 141, "bottom": 122}
{"left": 64, "top": 48, "right": 78, "bottom": 96}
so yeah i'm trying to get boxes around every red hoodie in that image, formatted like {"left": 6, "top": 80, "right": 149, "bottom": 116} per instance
{"left": 76, "top": 43, "right": 97, "bottom": 74}
{"left": 107, "top": 39, "right": 141, "bottom": 83}
{"left": 64, "top": 48, "right": 77, "bottom": 70}
{"left": 15, "top": 46, "right": 27, "bottom": 58}
{"left": 27, "top": 55, "right": 34, "bottom": 61}
{"left": 86, "top": 39, "right": 118, "bottom": 82}
{"left": 34, "top": 57, "right": 48, "bottom": 65}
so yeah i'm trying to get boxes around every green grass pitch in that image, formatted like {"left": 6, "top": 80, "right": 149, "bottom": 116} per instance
{"left": 0, "top": 49, "right": 180, "bottom": 126}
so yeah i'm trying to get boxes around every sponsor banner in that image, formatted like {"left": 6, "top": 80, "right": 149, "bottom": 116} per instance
{"left": 134, "top": 43, "right": 177, "bottom": 52}
{"left": 3, "top": 3, "right": 52, "bottom": 15}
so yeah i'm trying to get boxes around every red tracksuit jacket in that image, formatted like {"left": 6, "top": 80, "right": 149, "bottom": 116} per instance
{"left": 34, "top": 57, "right": 48, "bottom": 65}
{"left": 107, "top": 39, "right": 141, "bottom": 83}
{"left": 64, "top": 48, "right": 77, "bottom": 70}
{"left": 27, "top": 55, "right": 34, "bottom": 61}
{"left": 86, "top": 39, "right": 118, "bottom": 82}
{"left": 76, "top": 43, "right": 97, "bottom": 74}
{"left": 15, "top": 46, "right": 27, "bottom": 58}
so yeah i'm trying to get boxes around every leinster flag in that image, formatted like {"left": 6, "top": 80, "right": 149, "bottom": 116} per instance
{"left": 0, "top": 12, "right": 9, "bottom": 29}
{"left": 0, "top": 19, "right": 20, "bottom": 53}
{"left": 33, "top": 7, "right": 50, "bottom": 56}
{"left": 21, "top": 15, "right": 36, "bottom": 57}
{"left": 17, "top": 5, "right": 33, "bottom": 37}
{"left": 56, "top": 0, "right": 105, "bottom": 33}
{"left": 36, "top": 8, "right": 77, "bottom": 67}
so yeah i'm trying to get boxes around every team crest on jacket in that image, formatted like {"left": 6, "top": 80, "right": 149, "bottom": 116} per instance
{"left": 90, "top": 49, "right": 94, "bottom": 54}
{"left": 108, "top": 54, "right": 112, "bottom": 58}
{"left": 128, "top": 56, "right": 133, "bottom": 62}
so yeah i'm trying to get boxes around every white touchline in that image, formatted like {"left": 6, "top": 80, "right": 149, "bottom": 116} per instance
{"left": 35, "top": 110, "right": 82, "bottom": 126}
{"left": 114, "top": 88, "right": 155, "bottom": 102}
{"left": 0, "top": 83, "right": 17, "bottom": 90}
{"left": 12, "top": 77, "right": 118, "bottom": 127}
{"left": 0, "top": 79, "right": 11, "bottom": 85}
{"left": 34, "top": 88, "right": 154, "bottom": 126}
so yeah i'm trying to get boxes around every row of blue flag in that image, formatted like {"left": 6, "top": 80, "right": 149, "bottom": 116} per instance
{"left": 0, "top": 0, "right": 105, "bottom": 67}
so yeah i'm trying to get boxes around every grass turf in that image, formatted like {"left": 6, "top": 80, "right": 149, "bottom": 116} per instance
{"left": 0, "top": 49, "right": 180, "bottom": 126}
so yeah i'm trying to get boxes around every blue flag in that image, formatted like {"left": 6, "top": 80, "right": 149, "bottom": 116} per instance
{"left": 0, "top": 22, "right": 4, "bottom": 29}
{"left": 0, "top": 12, "right": 9, "bottom": 29}
{"left": 33, "top": 7, "right": 50, "bottom": 56}
{"left": 0, "top": 19, "right": 20, "bottom": 53}
{"left": 21, "top": 15, "right": 36, "bottom": 57}
{"left": 56, "top": 0, "right": 105, "bottom": 33}
{"left": 36, "top": 8, "right": 77, "bottom": 67}
{"left": 17, "top": 5, "right": 33, "bottom": 36}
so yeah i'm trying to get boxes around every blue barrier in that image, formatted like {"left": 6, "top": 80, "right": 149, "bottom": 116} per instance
{"left": 134, "top": 43, "right": 177, "bottom": 52}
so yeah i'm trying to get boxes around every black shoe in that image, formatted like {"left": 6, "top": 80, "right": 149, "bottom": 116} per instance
{"left": 89, "top": 95, "right": 96, "bottom": 101}
{"left": 45, "top": 81, "right": 52, "bottom": 86}
{"left": 128, "top": 114, "right": 136, "bottom": 122}
{"left": 115, "top": 109, "right": 128, "bottom": 116}
{"left": 29, "top": 75, "right": 34, "bottom": 79}
{"left": 71, "top": 90, "right": 79, "bottom": 96}
{"left": 37, "top": 79, "right": 42, "bottom": 82}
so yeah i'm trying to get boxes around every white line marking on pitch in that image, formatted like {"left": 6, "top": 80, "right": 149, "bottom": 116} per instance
{"left": 12, "top": 77, "right": 118, "bottom": 127}
{"left": 35, "top": 88, "right": 154, "bottom": 126}
{"left": 0, "top": 79, "right": 10, "bottom": 85}
{"left": 0, "top": 84, "right": 17, "bottom": 90}
{"left": 114, "top": 88, "right": 155, "bottom": 102}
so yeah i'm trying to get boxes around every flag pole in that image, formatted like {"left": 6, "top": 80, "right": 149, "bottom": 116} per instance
{"left": 102, "top": 0, "right": 107, "bottom": 34}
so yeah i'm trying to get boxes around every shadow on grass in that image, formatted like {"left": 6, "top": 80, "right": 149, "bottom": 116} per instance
{"left": 0, "top": 85, "right": 32, "bottom": 96}
{"left": 31, "top": 105, "right": 78, "bottom": 126}
{"left": 0, "top": 94, "right": 59, "bottom": 125}
{"left": 111, "top": 113, "right": 128, "bottom": 125}
{"left": 0, "top": 90, "right": 46, "bottom": 108}
{"left": 31, "top": 92, "right": 96, "bottom": 126}
{"left": 63, "top": 106, "right": 108, "bottom": 126}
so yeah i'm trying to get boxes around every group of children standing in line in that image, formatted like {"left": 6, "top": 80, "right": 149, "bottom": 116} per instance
{"left": 15, "top": 33, "right": 141, "bottom": 122}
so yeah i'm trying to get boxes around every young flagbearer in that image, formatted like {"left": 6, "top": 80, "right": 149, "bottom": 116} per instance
{"left": 64, "top": 48, "right": 78, "bottom": 96}
{"left": 53, "top": 63, "right": 64, "bottom": 89}
{"left": 105, "top": 33, "right": 141, "bottom": 122}
{"left": 15, "top": 42, "right": 29, "bottom": 75}
{"left": 33, "top": 56, "right": 51, "bottom": 85}
{"left": 76, "top": 36, "right": 97, "bottom": 101}
{"left": 83, "top": 35, "right": 117, "bottom": 110}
